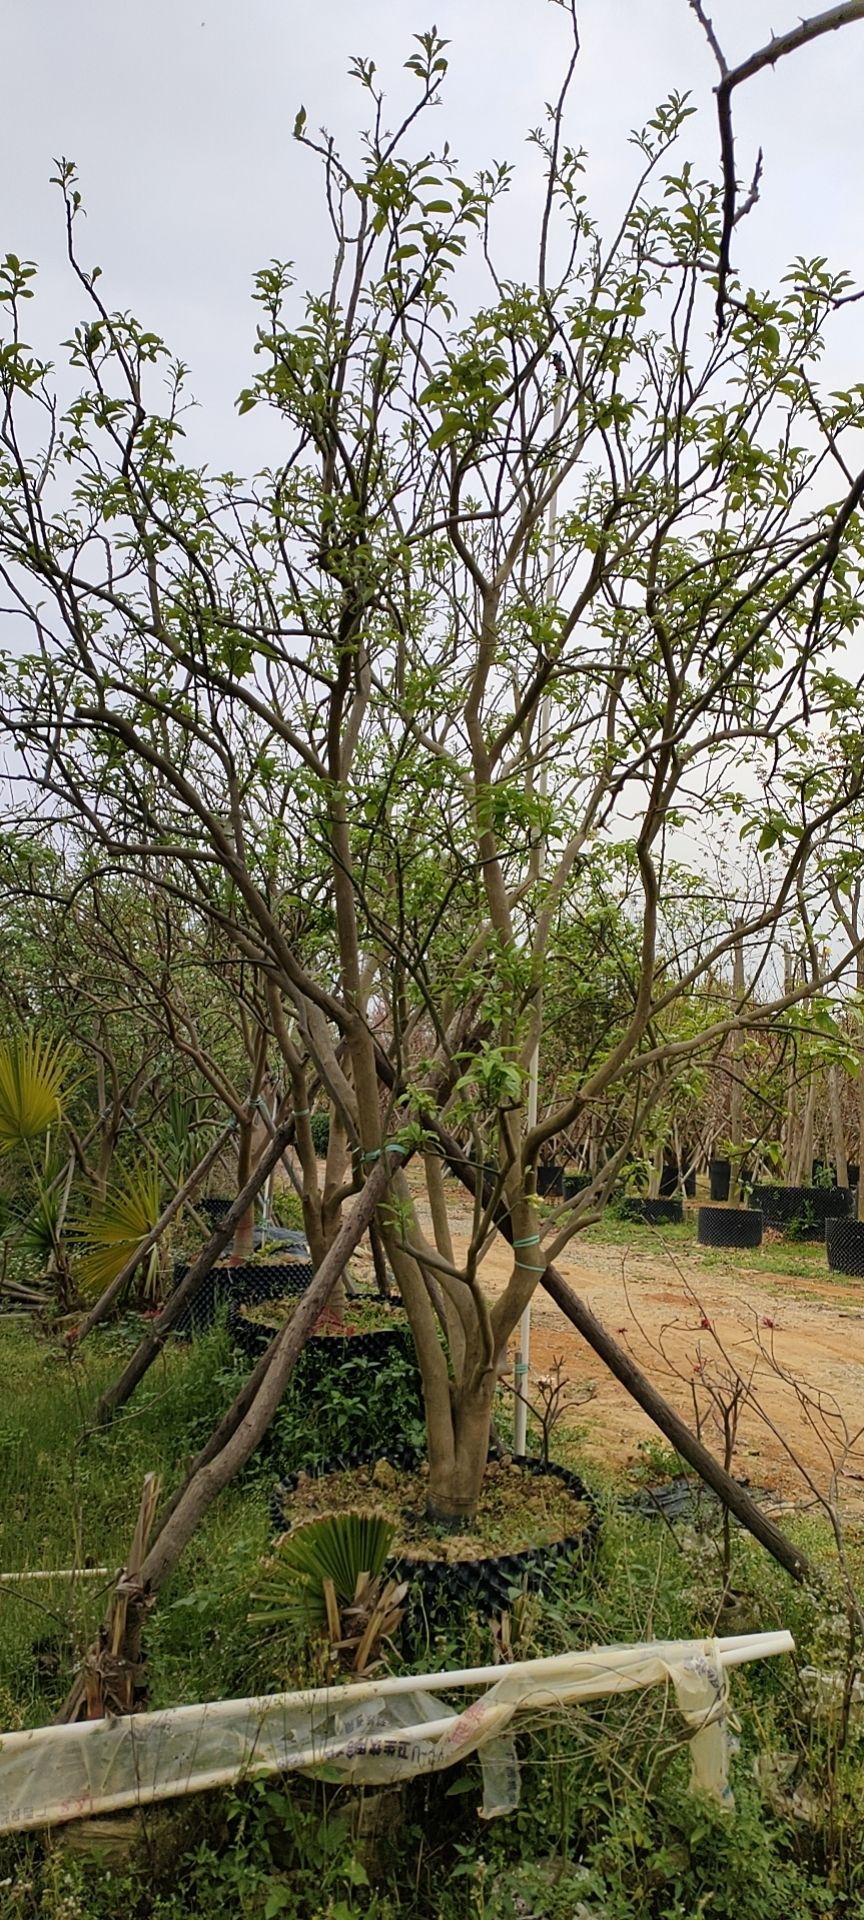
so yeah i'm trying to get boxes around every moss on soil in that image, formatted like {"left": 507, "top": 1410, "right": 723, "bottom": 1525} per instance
{"left": 284, "top": 1456, "right": 590, "bottom": 1562}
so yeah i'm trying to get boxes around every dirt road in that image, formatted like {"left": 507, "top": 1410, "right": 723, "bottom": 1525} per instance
{"left": 428, "top": 1185, "right": 864, "bottom": 1514}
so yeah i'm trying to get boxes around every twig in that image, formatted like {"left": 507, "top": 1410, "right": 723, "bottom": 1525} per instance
{"left": 689, "top": 0, "right": 864, "bottom": 324}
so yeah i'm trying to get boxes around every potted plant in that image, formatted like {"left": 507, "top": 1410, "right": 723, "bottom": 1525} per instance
{"left": 697, "top": 1204, "right": 763, "bottom": 1250}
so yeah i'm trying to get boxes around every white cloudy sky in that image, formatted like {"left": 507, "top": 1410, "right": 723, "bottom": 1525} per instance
{"left": 4, "top": 0, "right": 864, "bottom": 469}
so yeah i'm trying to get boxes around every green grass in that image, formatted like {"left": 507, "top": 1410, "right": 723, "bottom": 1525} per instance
{"left": 580, "top": 1212, "right": 856, "bottom": 1289}
{"left": 2, "top": 1318, "right": 864, "bottom": 1918}
{"left": 0, "top": 1318, "right": 272, "bottom": 1727}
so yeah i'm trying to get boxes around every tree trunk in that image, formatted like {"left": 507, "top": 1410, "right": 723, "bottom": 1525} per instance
{"left": 728, "top": 923, "right": 745, "bottom": 1206}
{"left": 231, "top": 1116, "right": 256, "bottom": 1261}
{"left": 368, "top": 1216, "right": 392, "bottom": 1299}
{"left": 782, "top": 947, "right": 797, "bottom": 1183}
{"left": 829, "top": 1068, "right": 849, "bottom": 1190}
{"left": 793, "top": 1073, "right": 817, "bottom": 1187}
{"left": 425, "top": 1377, "right": 497, "bottom": 1526}
{"left": 858, "top": 950, "right": 864, "bottom": 1224}
{"left": 321, "top": 1110, "right": 350, "bottom": 1316}
{"left": 136, "top": 1148, "right": 405, "bottom": 1594}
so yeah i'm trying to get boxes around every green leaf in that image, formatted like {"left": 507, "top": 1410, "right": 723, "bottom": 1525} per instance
{"left": 250, "top": 1511, "right": 396, "bottom": 1633}
{"left": 72, "top": 1157, "right": 163, "bottom": 1296}
{"left": 264, "top": 1887, "right": 293, "bottom": 1918}
{"left": 0, "top": 1031, "right": 74, "bottom": 1151}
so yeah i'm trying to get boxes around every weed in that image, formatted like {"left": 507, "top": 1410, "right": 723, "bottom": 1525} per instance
{"left": 4, "top": 1322, "right": 864, "bottom": 1917}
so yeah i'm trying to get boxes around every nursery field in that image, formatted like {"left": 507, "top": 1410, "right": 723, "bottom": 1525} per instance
{"left": 478, "top": 1208, "right": 864, "bottom": 1514}
{"left": 1, "top": 1291, "right": 863, "bottom": 1920}
{"left": 8, "top": 0, "right": 864, "bottom": 1913}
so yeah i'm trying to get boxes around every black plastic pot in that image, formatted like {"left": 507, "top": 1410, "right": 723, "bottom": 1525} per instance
{"left": 709, "top": 1160, "right": 730, "bottom": 1202}
{"left": 826, "top": 1216, "right": 864, "bottom": 1276}
{"left": 198, "top": 1196, "right": 234, "bottom": 1226}
{"left": 814, "top": 1162, "right": 861, "bottom": 1189}
{"left": 273, "top": 1449, "right": 599, "bottom": 1619}
{"left": 622, "top": 1473, "right": 764, "bottom": 1523}
{"left": 697, "top": 1205, "right": 763, "bottom": 1249}
{"left": 171, "top": 1256, "right": 313, "bottom": 1337}
{"left": 748, "top": 1185, "right": 852, "bottom": 1240}
{"left": 618, "top": 1197, "right": 684, "bottom": 1226}
{"left": 537, "top": 1165, "right": 564, "bottom": 1197}
{"left": 659, "top": 1161, "right": 697, "bottom": 1200}
{"left": 231, "top": 1307, "right": 416, "bottom": 1378}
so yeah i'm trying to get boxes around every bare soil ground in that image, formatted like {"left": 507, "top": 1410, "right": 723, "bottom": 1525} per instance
{"left": 417, "top": 1178, "right": 864, "bottom": 1515}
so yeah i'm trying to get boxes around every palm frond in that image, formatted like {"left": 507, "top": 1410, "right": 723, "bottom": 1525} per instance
{"left": 18, "top": 1189, "right": 62, "bottom": 1265}
{"left": 250, "top": 1510, "right": 396, "bottom": 1634}
{"left": 73, "top": 1158, "right": 163, "bottom": 1295}
{"left": 0, "top": 1032, "right": 73, "bottom": 1152}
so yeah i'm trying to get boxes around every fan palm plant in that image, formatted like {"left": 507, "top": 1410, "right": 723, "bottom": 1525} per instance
{"left": 0, "top": 1033, "right": 76, "bottom": 1306}
{"left": 74, "top": 1157, "right": 164, "bottom": 1301}
{"left": 0, "top": 1032, "right": 73, "bottom": 1151}
{"left": 251, "top": 1511, "right": 405, "bottom": 1673}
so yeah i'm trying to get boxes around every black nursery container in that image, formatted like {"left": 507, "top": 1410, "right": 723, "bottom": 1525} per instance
{"left": 748, "top": 1185, "right": 852, "bottom": 1240}
{"left": 198, "top": 1196, "right": 234, "bottom": 1226}
{"left": 618, "top": 1197, "right": 684, "bottom": 1226}
{"left": 537, "top": 1165, "right": 564, "bottom": 1197}
{"left": 272, "top": 1450, "right": 599, "bottom": 1620}
{"left": 826, "top": 1216, "right": 864, "bottom": 1277}
{"left": 231, "top": 1306, "right": 417, "bottom": 1380}
{"left": 660, "top": 1161, "right": 697, "bottom": 1199}
{"left": 171, "top": 1256, "right": 313, "bottom": 1337}
{"left": 811, "top": 1161, "right": 860, "bottom": 1189}
{"left": 709, "top": 1159, "right": 730, "bottom": 1202}
{"left": 697, "top": 1205, "right": 763, "bottom": 1250}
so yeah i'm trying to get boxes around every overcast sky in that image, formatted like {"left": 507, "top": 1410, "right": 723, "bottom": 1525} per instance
{"left": 4, "top": 0, "right": 864, "bottom": 469}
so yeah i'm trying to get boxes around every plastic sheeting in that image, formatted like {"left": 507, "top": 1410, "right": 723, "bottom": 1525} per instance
{"left": 0, "top": 1637, "right": 786, "bottom": 1832}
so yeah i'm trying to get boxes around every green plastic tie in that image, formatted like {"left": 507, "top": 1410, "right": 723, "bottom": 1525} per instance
{"left": 513, "top": 1234, "right": 541, "bottom": 1247}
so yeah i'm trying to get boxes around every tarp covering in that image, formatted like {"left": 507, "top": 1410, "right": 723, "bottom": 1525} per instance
{"left": 0, "top": 1637, "right": 782, "bottom": 1832}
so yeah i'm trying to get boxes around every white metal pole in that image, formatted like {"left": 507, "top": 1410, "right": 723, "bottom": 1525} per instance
{"left": 514, "top": 374, "right": 563, "bottom": 1457}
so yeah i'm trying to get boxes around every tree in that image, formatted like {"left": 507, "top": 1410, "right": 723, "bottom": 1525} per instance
{"left": 4, "top": 15, "right": 864, "bottom": 1520}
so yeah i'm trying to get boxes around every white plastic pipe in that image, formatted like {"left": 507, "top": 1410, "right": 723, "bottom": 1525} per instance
{"left": 0, "top": 1634, "right": 794, "bottom": 1834}
{"left": 0, "top": 1567, "right": 111, "bottom": 1583}
{"left": 13, "top": 1632, "right": 788, "bottom": 1733}
{"left": 514, "top": 377, "right": 563, "bottom": 1458}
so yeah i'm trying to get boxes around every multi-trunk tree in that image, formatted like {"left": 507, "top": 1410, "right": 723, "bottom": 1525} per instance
{"left": 4, "top": 17, "right": 864, "bottom": 1519}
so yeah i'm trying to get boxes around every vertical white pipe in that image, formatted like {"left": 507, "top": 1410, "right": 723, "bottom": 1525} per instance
{"left": 514, "top": 375, "right": 563, "bottom": 1457}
